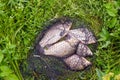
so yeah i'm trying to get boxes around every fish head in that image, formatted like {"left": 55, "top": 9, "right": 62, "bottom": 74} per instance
{"left": 59, "top": 21, "right": 72, "bottom": 36}
{"left": 65, "top": 32, "right": 80, "bottom": 45}
{"left": 56, "top": 21, "right": 72, "bottom": 30}
{"left": 63, "top": 21, "right": 72, "bottom": 31}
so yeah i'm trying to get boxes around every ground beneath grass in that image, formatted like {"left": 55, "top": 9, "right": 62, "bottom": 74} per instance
{"left": 0, "top": 0, "right": 120, "bottom": 80}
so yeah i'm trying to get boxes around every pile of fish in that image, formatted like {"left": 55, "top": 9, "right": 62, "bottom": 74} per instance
{"left": 36, "top": 20, "right": 96, "bottom": 71}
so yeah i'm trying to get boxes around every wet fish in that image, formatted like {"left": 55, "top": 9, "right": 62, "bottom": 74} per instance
{"left": 76, "top": 43, "right": 93, "bottom": 57}
{"left": 39, "top": 21, "right": 72, "bottom": 48}
{"left": 68, "top": 28, "right": 96, "bottom": 44}
{"left": 43, "top": 38, "right": 79, "bottom": 57}
{"left": 64, "top": 54, "right": 91, "bottom": 70}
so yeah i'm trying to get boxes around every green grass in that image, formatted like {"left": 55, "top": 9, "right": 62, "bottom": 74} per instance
{"left": 0, "top": 0, "right": 120, "bottom": 80}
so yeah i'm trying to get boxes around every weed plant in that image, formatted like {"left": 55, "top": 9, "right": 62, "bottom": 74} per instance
{"left": 0, "top": 0, "right": 120, "bottom": 80}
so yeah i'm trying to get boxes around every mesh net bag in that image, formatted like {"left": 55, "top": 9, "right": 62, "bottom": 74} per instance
{"left": 20, "top": 17, "right": 97, "bottom": 80}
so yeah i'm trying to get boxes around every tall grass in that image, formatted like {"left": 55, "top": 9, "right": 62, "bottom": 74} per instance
{"left": 0, "top": 0, "right": 120, "bottom": 80}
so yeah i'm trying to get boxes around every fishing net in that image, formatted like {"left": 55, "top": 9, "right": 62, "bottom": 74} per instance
{"left": 20, "top": 17, "right": 97, "bottom": 80}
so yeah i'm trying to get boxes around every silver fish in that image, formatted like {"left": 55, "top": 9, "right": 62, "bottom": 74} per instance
{"left": 76, "top": 43, "right": 93, "bottom": 57}
{"left": 43, "top": 38, "right": 79, "bottom": 57}
{"left": 64, "top": 54, "right": 91, "bottom": 70}
{"left": 39, "top": 21, "right": 72, "bottom": 48}
{"left": 68, "top": 28, "right": 96, "bottom": 44}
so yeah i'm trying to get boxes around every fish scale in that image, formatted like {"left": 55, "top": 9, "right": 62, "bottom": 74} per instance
{"left": 44, "top": 40, "right": 78, "bottom": 57}
{"left": 63, "top": 54, "right": 92, "bottom": 70}
{"left": 76, "top": 43, "right": 93, "bottom": 57}
{"left": 68, "top": 28, "right": 96, "bottom": 44}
